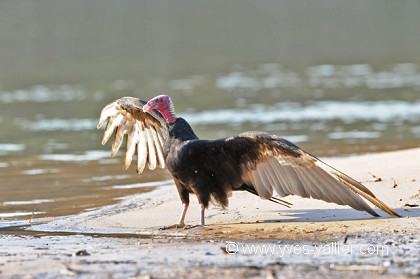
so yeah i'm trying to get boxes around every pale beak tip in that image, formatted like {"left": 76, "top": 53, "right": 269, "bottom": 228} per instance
{"left": 142, "top": 104, "right": 151, "bottom": 112}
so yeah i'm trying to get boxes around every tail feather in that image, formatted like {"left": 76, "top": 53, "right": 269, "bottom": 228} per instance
{"left": 240, "top": 184, "right": 293, "bottom": 208}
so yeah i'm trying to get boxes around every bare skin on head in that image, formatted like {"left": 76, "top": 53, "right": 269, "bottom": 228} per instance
{"left": 143, "top": 95, "right": 177, "bottom": 124}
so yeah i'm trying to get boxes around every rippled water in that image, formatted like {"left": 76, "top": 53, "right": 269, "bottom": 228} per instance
{"left": 1, "top": 65, "right": 419, "bottom": 223}
{"left": 1, "top": 1, "right": 419, "bottom": 225}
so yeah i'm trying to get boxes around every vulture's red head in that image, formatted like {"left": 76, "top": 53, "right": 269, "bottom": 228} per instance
{"left": 143, "top": 95, "right": 177, "bottom": 123}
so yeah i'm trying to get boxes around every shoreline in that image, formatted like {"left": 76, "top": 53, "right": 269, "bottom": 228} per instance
{"left": 1, "top": 148, "right": 419, "bottom": 278}
{"left": 30, "top": 147, "right": 419, "bottom": 237}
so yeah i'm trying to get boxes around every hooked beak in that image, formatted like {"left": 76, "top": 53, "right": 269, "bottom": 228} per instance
{"left": 142, "top": 102, "right": 153, "bottom": 112}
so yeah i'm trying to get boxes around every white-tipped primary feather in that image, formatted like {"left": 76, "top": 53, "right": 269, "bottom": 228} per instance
{"left": 97, "top": 103, "right": 119, "bottom": 129}
{"left": 290, "top": 167, "right": 322, "bottom": 199}
{"left": 145, "top": 128, "right": 157, "bottom": 170}
{"left": 156, "top": 129, "right": 165, "bottom": 147}
{"left": 259, "top": 162, "right": 277, "bottom": 193}
{"left": 264, "top": 160, "right": 290, "bottom": 197}
{"left": 124, "top": 124, "right": 138, "bottom": 170}
{"left": 111, "top": 126, "right": 127, "bottom": 157}
{"left": 255, "top": 162, "right": 274, "bottom": 198}
{"left": 251, "top": 168, "right": 272, "bottom": 199}
{"left": 150, "top": 127, "right": 166, "bottom": 169}
{"left": 136, "top": 122, "right": 148, "bottom": 173}
{"left": 314, "top": 160, "right": 393, "bottom": 216}
{"left": 97, "top": 96, "right": 168, "bottom": 174}
{"left": 263, "top": 159, "right": 290, "bottom": 197}
{"left": 102, "top": 114, "right": 126, "bottom": 145}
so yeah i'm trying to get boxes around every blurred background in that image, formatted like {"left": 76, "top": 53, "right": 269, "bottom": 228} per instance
{"left": 1, "top": 0, "right": 419, "bottom": 224}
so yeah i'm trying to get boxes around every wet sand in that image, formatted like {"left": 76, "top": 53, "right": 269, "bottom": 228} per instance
{"left": 1, "top": 148, "right": 419, "bottom": 278}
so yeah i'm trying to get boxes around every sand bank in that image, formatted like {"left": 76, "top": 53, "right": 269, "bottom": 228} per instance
{"left": 1, "top": 148, "right": 419, "bottom": 278}
{"left": 32, "top": 147, "right": 419, "bottom": 238}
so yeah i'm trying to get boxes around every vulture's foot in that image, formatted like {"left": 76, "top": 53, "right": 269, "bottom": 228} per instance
{"left": 159, "top": 223, "right": 186, "bottom": 230}
{"left": 183, "top": 224, "right": 204, "bottom": 230}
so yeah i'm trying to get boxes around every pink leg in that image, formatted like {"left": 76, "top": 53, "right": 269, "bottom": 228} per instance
{"left": 199, "top": 204, "right": 205, "bottom": 226}
{"left": 159, "top": 203, "right": 189, "bottom": 230}
{"left": 184, "top": 204, "right": 206, "bottom": 229}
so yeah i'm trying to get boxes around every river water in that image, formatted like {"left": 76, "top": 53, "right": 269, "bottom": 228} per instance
{"left": 1, "top": 1, "right": 419, "bottom": 226}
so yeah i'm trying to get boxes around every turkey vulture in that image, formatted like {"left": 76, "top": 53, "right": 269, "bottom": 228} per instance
{"left": 97, "top": 95, "right": 400, "bottom": 229}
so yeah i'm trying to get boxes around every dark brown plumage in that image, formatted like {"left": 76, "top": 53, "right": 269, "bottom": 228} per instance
{"left": 97, "top": 95, "right": 400, "bottom": 229}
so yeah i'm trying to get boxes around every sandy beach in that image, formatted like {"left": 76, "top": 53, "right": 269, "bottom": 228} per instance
{"left": 1, "top": 148, "right": 419, "bottom": 278}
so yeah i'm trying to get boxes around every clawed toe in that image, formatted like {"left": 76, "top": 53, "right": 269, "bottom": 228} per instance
{"left": 183, "top": 224, "right": 204, "bottom": 230}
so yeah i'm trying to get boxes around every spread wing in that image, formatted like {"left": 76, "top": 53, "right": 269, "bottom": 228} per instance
{"left": 97, "top": 96, "right": 168, "bottom": 173}
{"left": 231, "top": 132, "right": 400, "bottom": 217}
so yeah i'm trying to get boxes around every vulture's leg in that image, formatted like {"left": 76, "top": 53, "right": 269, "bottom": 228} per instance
{"left": 159, "top": 180, "right": 190, "bottom": 230}
{"left": 183, "top": 183, "right": 209, "bottom": 229}
{"left": 183, "top": 204, "right": 205, "bottom": 229}
{"left": 159, "top": 203, "right": 189, "bottom": 230}
{"left": 179, "top": 202, "right": 189, "bottom": 225}
{"left": 199, "top": 204, "right": 205, "bottom": 226}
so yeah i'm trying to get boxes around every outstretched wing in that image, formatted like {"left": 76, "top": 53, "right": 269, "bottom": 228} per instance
{"left": 227, "top": 131, "right": 400, "bottom": 217}
{"left": 97, "top": 96, "right": 168, "bottom": 173}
